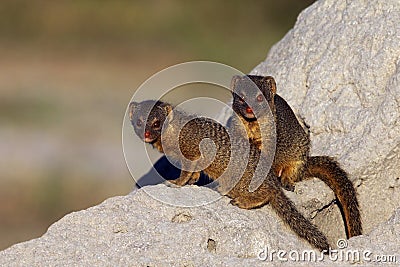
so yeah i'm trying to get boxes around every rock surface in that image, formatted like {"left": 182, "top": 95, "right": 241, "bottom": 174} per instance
{"left": 0, "top": 185, "right": 327, "bottom": 266}
{"left": 1, "top": 0, "right": 400, "bottom": 265}
{"left": 1, "top": 185, "right": 399, "bottom": 266}
{"left": 253, "top": 0, "right": 400, "bottom": 239}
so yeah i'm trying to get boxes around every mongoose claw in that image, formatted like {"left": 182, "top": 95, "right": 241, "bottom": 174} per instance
{"left": 187, "top": 172, "right": 201, "bottom": 185}
{"left": 283, "top": 183, "right": 295, "bottom": 192}
{"left": 280, "top": 180, "right": 295, "bottom": 192}
{"left": 164, "top": 180, "right": 182, "bottom": 188}
{"left": 230, "top": 198, "right": 247, "bottom": 208}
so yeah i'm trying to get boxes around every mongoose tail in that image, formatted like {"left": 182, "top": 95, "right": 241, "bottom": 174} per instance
{"left": 269, "top": 187, "right": 330, "bottom": 251}
{"left": 306, "top": 156, "right": 362, "bottom": 238}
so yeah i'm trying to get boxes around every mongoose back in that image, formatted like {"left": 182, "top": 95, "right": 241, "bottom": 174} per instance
{"left": 129, "top": 100, "right": 330, "bottom": 251}
{"left": 230, "top": 75, "right": 362, "bottom": 238}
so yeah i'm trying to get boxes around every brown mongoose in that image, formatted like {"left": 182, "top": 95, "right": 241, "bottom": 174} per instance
{"left": 230, "top": 74, "right": 362, "bottom": 238}
{"left": 129, "top": 99, "right": 330, "bottom": 251}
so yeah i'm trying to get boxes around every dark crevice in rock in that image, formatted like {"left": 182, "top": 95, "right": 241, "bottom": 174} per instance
{"left": 311, "top": 199, "right": 337, "bottom": 219}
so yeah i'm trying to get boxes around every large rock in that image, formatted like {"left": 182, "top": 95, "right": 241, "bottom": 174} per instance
{"left": 0, "top": 185, "right": 329, "bottom": 266}
{"left": 1, "top": 185, "right": 399, "bottom": 266}
{"left": 253, "top": 0, "right": 400, "bottom": 238}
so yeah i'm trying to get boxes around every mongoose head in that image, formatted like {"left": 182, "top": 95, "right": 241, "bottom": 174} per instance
{"left": 128, "top": 100, "right": 173, "bottom": 144}
{"left": 231, "top": 75, "right": 276, "bottom": 121}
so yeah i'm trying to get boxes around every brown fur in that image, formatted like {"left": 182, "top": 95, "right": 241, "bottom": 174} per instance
{"left": 129, "top": 100, "right": 330, "bottom": 251}
{"left": 305, "top": 156, "right": 362, "bottom": 237}
{"left": 230, "top": 75, "right": 362, "bottom": 238}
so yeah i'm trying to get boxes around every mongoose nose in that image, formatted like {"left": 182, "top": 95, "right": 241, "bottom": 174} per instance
{"left": 246, "top": 106, "right": 253, "bottom": 114}
{"left": 144, "top": 131, "right": 151, "bottom": 138}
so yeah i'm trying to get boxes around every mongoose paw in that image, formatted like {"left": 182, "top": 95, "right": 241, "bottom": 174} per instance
{"left": 283, "top": 183, "right": 295, "bottom": 192}
{"left": 165, "top": 179, "right": 184, "bottom": 187}
{"left": 279, "top": 180, "right": 295, "bottom": 192}
{"left": 187, "top": 172, "right": 201, "bottom": 185}
{"left": 230, "top": 197, "right": 262, "bottom": 209}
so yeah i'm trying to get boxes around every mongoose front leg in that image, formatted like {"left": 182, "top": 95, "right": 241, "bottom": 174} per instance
{"left": 276, "top": 160, "right": 305, "bottom": 192}
{"left": 168, "top": 161, "right": 201, "bottom": 186}
{"left": 186, "top": 171, "right": 201, "bottom": 185}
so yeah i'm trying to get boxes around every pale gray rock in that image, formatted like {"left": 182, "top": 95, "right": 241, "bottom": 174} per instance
{"left": 0, "top": 185, "right": 333, "bottom": 266}
{"left": 253, "top": 0, "right": 400, "bottom": 239}
{"left": 1, "top": 185, "right": 399, "bottom": 266}
{"left": 348, "top": 207, "right": 400, "bottom": 261}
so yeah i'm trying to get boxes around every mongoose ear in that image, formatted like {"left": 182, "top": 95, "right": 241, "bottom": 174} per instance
{"left": 230, "top": 75, "right": 242, "bottom": 95}
{"left": 128, "top": 102, "right": 138, "bottom": 121}
{"left": 160, "top": 102, "right": 173, "bottom": 114}
{"left": 231, "top": 75, "right": 242, "bottom": 89}
{"left": 263, "top": 76, "right": 277, "bottom": 95}
{"left": 158, "top": 101, "right": 174, "bottom": 121}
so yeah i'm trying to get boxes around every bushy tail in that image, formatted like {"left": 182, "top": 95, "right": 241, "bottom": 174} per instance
{"left": 306, "top": 156, "right": 362, "bottom": 238}
{"left": 270, "top": 189, "right": 330, "bottom": 251}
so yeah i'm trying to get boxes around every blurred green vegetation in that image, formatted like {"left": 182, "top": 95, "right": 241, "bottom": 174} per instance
{"left": 0, "top": 0, "right": 314, "bottom": 250}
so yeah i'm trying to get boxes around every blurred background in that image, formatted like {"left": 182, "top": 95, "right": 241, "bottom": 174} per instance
{"left": 0, "top": 0, "right": 315, "bottom": 250}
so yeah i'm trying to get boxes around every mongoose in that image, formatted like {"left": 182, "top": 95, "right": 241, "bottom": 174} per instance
{"left": 129, "top": 99, "right": 330, "bottom": 251}
{"left": 230, "top": 75, "right": 362, "bottom": 238}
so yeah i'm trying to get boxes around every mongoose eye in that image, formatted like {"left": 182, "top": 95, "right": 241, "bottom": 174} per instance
{"left": 256, "top": 95, "right": 264, "bottom": 102}
{"left": 237, "top": 94, "right": 245, "bottom": 103}
{"left": 152, "top": 120, "right": 161, "bottom": 129}
{"left": 136, "top": 119, "right": 143, "bottom": 127}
